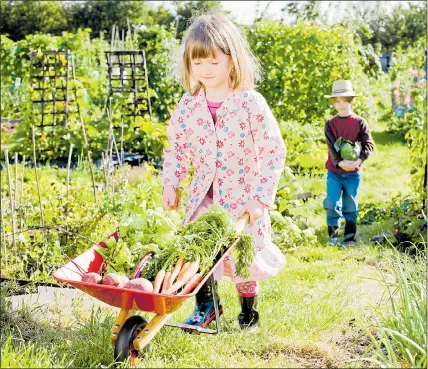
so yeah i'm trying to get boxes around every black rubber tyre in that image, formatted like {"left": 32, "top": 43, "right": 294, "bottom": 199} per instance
{"left": 114, "top": 315, "right": 148, "bottom": 366}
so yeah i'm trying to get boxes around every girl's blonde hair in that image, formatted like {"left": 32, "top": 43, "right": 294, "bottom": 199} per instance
{"left": 175, "top": 12, "right": 262, "bottom": 95}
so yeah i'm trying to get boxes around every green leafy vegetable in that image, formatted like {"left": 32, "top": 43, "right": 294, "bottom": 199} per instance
{"left": 140, "top": 204, "right": 255, "bottom": 281}
{"left": 334, "top": 137, "right": 361, "bottom": 161}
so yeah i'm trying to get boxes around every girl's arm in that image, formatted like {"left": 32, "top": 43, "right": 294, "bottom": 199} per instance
{"left": 162, "top": 99, "right": 191, "bottom": 189}
{"left": 249, "top": 92, "right": 286, "bottom": 209}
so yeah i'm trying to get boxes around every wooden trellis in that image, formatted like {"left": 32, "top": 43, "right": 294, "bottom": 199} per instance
{"left": 105, "top": 50, "right": 152, "bottom": 118}
{"left": 30, "top": 50, "right": 78, "bottom": 127}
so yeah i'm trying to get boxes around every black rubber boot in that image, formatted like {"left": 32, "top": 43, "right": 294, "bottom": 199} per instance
{"left": 327, "top": 225, "right": 339, "bottom": 246}
{"left": 340, "top": 221, "right": 357, "bottom": 246}
{"left": 238, "top": 296, "right": 259, "bottom": 330}
{"left": 183, "top": 281, "right": 222, "bottom": 327}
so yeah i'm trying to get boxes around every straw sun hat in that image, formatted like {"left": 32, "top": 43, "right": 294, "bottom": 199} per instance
{"left": 324, "top": 80, "right": 361, "bottom": 98}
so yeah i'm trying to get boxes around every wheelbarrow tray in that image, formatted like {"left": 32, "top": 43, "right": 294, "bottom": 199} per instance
{"left": 53, "top": 237, "right": 240, "bottom": 315}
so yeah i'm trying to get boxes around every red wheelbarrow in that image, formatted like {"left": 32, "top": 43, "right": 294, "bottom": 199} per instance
{"left": 53, "top": 213, "right": 249, "bottom": 365}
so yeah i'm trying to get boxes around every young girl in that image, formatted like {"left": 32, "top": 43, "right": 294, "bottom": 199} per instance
{"left": 162, "top": 12, "right": 286, "bottom": 330}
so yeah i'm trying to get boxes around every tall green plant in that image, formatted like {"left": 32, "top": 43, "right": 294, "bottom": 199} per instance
{"left": 389, "top": 37, "right": 427, "bottom": 202}
{"left": 366, "top": 247, "right": 427, "bottom": 368}
{"left": 245, "top": 20, "right": 377, "bottom": 125}
{"left": 405, "top": 88, "right": 427, "bottom": 204}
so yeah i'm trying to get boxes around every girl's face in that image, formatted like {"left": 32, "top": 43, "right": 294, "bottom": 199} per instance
{"left": 191, "top": 47, "right": 233, "bottom": 91}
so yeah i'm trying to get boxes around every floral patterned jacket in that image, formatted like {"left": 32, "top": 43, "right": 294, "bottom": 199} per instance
{"left": 162, "top": 88, "right": 286, "bottom": 262}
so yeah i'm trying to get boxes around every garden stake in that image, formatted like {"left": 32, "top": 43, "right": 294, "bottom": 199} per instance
{"left": 19, "top": 155, "right": 25, "bottom": 237}
{"left": 14, "top": 153, "right": 18, "bottom": 210}
{"left": 20, "top": 155, "right": 25, "bottom": 207}
{"left": 127, "top": 17, "right": 134, "bottom": 49}
{"left": 111, "top": 24, "right": 115, "bottom": 52}
{"left": 120, "top": 117, "right": 124, "bottom": 164}
{"left": 107, "top": 98, "right": 112, "bottom": 148}
{"left": 32, "top": 126, "right": 45, "bottom": 227}
{"left": 1, "top": 199, "right": 8, "bottom": 268}
{"left": 112, "top": 130, "right": 121, "bottom": 166}
{"left": 107, "top": 97, "right": 121, "bottom": 166}
{"left": 101, "top": 151, "right": 109, "bottom": 193}
{"left": 116, "top": 26, "right": 120, "bottom": 49}
{"left": 66, "top": 143, "right": 74, "bottom": 213}
{"left": 107, "top": 98, "right": 114, "bottom": 165}
{"left": 72, "top": 56, "right": 98, "bottom": 204}
{"left": 108, "top": 99, "right": 114, "bottom": 165}
{"left": 5, "top": 148, "right": 17, "bottom": 259}
{"left": 142, "top": 49, "right": 153, "bottom": 120}
{"left": 65, "top": 143, "right": 74, "bottom": 244}
{"left": 108, "top": 119, "right": 119, "bottom": 167}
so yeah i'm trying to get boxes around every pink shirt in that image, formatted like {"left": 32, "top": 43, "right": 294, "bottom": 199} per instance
{"left": 206, "top": 100, "right": 223, "bottom": 198}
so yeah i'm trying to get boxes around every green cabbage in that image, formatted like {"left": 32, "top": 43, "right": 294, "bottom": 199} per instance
{"left": 334, "top": 137, "right": 361, "bottom": 161}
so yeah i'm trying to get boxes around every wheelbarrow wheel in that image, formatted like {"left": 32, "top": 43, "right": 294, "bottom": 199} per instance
{"left": 114, "top": 315, "right": 148, "bottom": 366}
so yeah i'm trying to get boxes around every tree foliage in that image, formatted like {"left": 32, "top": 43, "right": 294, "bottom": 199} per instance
{"left": 285, "top": 0, "right": 322, "bottom": 23}
{"left": 67, "top": 1, "right": 175, "bottom": 37}
{"left": 348, "top": 1, "right": 427, "bottom": 51}
{"left": 173, "top": 0, "right": 226, "bottom": 40}
{"left": 1, "top": 1, "right": 68, "bottom": 41}
{"left": 0, "top": 0, "right": 176, "bottom": 41}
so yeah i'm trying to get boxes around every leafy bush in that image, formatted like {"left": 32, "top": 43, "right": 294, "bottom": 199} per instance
{"left": 359, "top": 195, "right": 426, "bottom": 250}
{"left": 278, "top": 120, "right": 325, "bottom": 174}
{"left": 387, "top": 37, "right": 427, "bottom": 202}
{"left": 270, "top": 210, "right": 317, "bottom": 250}
{"left": 245, "top": 20, "right": 377, "bottom": 125}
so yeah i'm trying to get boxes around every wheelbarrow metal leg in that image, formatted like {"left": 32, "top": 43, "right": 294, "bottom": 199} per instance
{"left": 133, "top": 313, "right": 172, "bottom": 352}
{"left": 210, "top": 274, "right": 221, "bottom": 333}
{"left": 111, "top": 309, "right": 132, "bottom": 345}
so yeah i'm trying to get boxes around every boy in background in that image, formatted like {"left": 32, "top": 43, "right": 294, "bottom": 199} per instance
{"left": 323, "top": 80, "right": 374, "bottom": 246}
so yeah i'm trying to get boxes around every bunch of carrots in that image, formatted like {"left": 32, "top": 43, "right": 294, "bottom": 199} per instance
{"left": 153, "top": 257, "right": 202, "bottom": 295}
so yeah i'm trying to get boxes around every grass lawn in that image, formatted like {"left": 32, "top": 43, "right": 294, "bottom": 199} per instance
{"left": 2, "top": 243, "right": 386, "bottom": 368}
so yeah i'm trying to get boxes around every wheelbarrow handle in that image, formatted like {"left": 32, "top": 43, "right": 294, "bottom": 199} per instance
{"left": 235, "top": 213, "right": 250, "bottom": 235}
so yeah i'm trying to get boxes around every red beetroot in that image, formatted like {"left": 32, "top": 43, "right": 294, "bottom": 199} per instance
{"left": 102, "top": 273, "right": 129, "bottom": 287}
{"left": 81, "top": 272, "right": 102, "bottom": 284}
{"left": 123, "top": 278, "right": 153, "bottom": 292}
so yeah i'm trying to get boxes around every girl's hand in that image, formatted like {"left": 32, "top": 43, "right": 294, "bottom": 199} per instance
{"left": 238, "top": 199, "right": 265, "bottom": 225}
{"left": 163, "top": 185, "right": 180, "bottom": 210}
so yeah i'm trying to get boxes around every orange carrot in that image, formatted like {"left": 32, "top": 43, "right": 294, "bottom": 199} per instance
{"left": 177, "top": 262, "right": 190, "bottom": 280}
{"left": 169, "top": 257, "right": 184, "bottom": 286}
{"left": 152, "top": 269, "right": 165, "bottom": 293}
{"left": 166, "top": 259, "right": 200, "bottom": 295}
{"left": 161, "top": 271, "right": 171, "bottom": 293}
{"left": 177, "top": 273, "right": 203, "bottom": 295}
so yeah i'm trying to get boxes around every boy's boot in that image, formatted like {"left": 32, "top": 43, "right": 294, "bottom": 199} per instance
{"left": 327, "top": 226, "right": 339, "bottom": 246}
{"left": 183, "top": 281, "right": 222, "bottom": 327}
{"left": 238, "top": 296, "right": 259, "bottom": 330}
{"left": 340, "top": 221, "right": 357, "bottom": 246}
